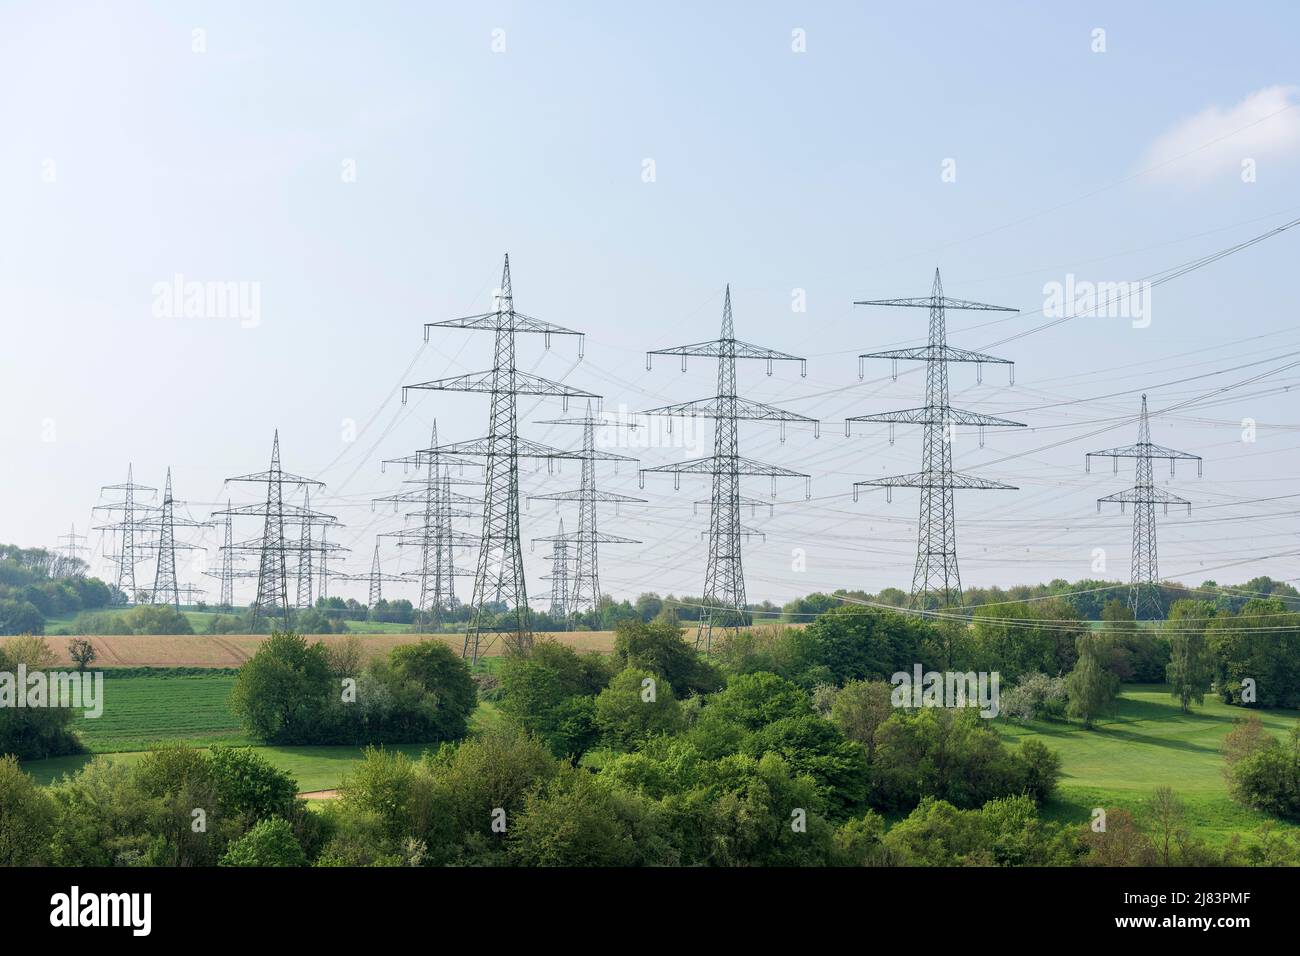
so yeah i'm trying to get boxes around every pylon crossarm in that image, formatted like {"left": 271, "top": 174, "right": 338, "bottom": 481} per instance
{"left": 699, "top": 524, "right": 767, "bottom": 542}
{"left": 647, "top": 337, "right": 803, "bottom": 362}
{"left": 847, "top": 406, "right": 1024, "bottom": 428}
{"left": 641, "top": 395, "right": 818, "bottom": 425}
{"left": 535, "top": 415, "right": 636, "bottom": 428}
{"left": 214, "top": 502, "right": 339, "bottom": 524}
{"left": 859, "top": 345, "right": 1014, "bottom": 364}
{"left": 854, "top": 295, "right": 1018, "bottom": 312}
{"left": 412, "top": 435, "right": 588, "bottom": 461}
{"left": 425, "top": 310, "right": 584, "bottom": 338}
{"left": 533, "top": 530, "right": 641, "bottom": 546}
{"left": 640, "top": 454, "right": 807, "bottom": 478}
{"left": 529, "top": 488, "right": 646, "bottom": 503}
{"left": 1098, "top": 486, "right": 1191, "bottom": 506}
{"left": 855, "top": 471, "right": 1017, "bottom": 491}
{"left": 403, "top": 369, "right": 598, "bottom": 400}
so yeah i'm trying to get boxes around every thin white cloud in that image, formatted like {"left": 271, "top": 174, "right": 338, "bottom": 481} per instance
{"left": 1140, "top": 85, "right": 1300, "bottom": 185}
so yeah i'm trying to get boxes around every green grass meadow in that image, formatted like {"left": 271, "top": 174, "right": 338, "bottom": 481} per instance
{"left": 21, "top": 674, "right": 504, "bottom": 793}
{"left": 998, "top": 685, "right": 1299, "bottom": 844}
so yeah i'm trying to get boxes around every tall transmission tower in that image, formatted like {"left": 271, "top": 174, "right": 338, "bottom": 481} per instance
{"left": 402, "top": 254, "right": 595, "bottom": 663}
{"left": 639, "top": 285, "right": 817, "bottom": 652}
{"left": 378, "top": 421, "right": 480, "bottom": 624}
{"left": 93, "top": 464, "right": 157, "bottom": 603}
{"left": 54, "top": 524, "right": 90, "bottom": 577}
{"left": 205, "top": 499, "right": 237, "bottom": 608}
{"left": 848, "top": 268, "right": 1024, "bottom": 609}
{"left": 142, "top": 468, "right": 209, "bottom": 609}
{"left": 219, "top": 432, "right": 330, "bottom": 626}
{"left": 531, "top": 402, "right": 644, "bottom": 619}
{"left": 1086, "top": 394, "right": 1201, "bottom": 619}
{"left": 538, "top": 518, "right": 572, "bottom": 620}
{"left": 296, "top": 487, "right": 316, "bottom": 609}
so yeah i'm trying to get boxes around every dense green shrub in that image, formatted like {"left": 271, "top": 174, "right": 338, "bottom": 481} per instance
{"left": 0, "top": 635, "right": 83, "bottom": 759}
{"left": 219, "top": 816, "right": 306, "bottom": 867}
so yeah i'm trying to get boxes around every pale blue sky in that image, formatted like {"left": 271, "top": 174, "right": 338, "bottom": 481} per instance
{"left": 3, "top": 1, "right": 1299, "bottom": 605}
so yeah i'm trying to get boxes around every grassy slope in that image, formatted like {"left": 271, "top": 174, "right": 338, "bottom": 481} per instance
{"left": 998, "top": 684, "right": 1299, "bottom": 845}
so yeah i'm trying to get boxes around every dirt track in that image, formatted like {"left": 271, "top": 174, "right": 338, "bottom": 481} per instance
{"left": 0, "top": 631, "right": 621, "bottom": 668}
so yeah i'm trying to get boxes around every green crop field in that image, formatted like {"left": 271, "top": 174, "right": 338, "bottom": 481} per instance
{"left": 76, "top": 673, "right": 248, "bottom": 752}
{"left": 999, "top": 685, "right": 1300, "bottom": 845}
{"left": 21, "top": 675, "right": 505, "bottom": 793}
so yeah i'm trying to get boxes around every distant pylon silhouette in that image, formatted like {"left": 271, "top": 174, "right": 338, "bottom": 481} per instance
{"left": 1087, "top": 394, "right": 1201, "bottom": 619}
{"left": 541, "top": 518, "right": 571, "bottom": 620}
{"left": 849, "top": 268, "right": 1024, "bottom": 608}
{"left": 378, "top": 421, "right": 480, "bottom": 624}
{"left": 532, "top": 401, "right": 643, "bottom": 619}
{"left": 151, "top": 469, "right": 179, "bottom": 608}
{"left": 222, "top": 431, "right": 327, "bottom": 626}
{"left": 296, "top": 487, "right": 315, "bottom": 609}
{"left": 640, "top": 286, "right": 817, "bottom": 652}
{"left": 93, "top": 464, "right": 157, "bottom": 603}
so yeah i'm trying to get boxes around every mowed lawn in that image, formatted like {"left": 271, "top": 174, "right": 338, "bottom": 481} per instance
{"left": 998, "top": 685, "right": 1300, "bottom": 844}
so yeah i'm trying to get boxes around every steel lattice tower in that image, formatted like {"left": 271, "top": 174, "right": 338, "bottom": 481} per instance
{"left": 848, "top": 269, "right": 1024, "bottom": 608}
{"left": 153, "top": 469, "right": 179, "bottom": 607}
{"left": 1087, "top": 394, "right": 1201, "bottom": 619}
{"left": 540, "top": 517, "right": 572, "bottom": 619}
{"left": 296, "top": 487, "right": 315, "bottom": 609}
{"left": 55, "top": 524, "right": 89, "bottom": 577}
{"left": 352, "top": 539, "right": 411, "bottom": 606}
{"left": 215, "top": 500, "right": 235, "bottom": 608}
{"left": 142, "top": 468, "right": 209, "bottom": 609}
{"left": 531, "top": 401, "right": 644, "bottom": 618}
{"left": 93, "top": 464, "right": 157, "bottom": 603}
{"left": 402, "top": 254, "right": 595, "bottom": 662}
{"left": 640, "top": 286, "right": 817, "bottom": 652}
{"left": 378, "top": 421, "right": 480, "bottom": 624}
{"left": 220, "top": 432, "right": 331, "bottom": 626}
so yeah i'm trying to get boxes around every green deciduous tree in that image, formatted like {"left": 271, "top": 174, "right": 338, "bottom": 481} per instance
{"left": 1066, "top": 633, "right": 1119, "bottom": 729}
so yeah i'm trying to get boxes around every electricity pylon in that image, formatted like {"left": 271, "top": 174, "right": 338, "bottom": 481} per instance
{"left": 531, "top": 401, "right": 644, "bottom": 619}
{"left": 54, "top": 524, "right": 90, "bottom": 577}
{"left": 378, "top": 421, "right": 480, "bottom": 624}
{"left": 93, "top": 464, "right": 157, "bottom": 603}
{"left": 639, "top": 285, "right": 817, "bottom": 652}
{"left": 219, "top": 431, "right": 331, "bottom": 626}
{"left": 296, "top": 487, "right": 315, "bottom": 609}
{"left": 142, "top": 468, "right": 209, "bottom": 609}
{"left": 402, "top": 254, "right": 595, "bottom": 663}
{"left": 203, "top": 499, "right": 238, "bottom": 608}
{"left": 1087, "top": 394, "right": 1201, "bottom": 619}
{"left": 848, "top": 268, "right": 1024, "bottom": 609}
{"left": 537, "top": 518, "right": 572, "bottom": 620}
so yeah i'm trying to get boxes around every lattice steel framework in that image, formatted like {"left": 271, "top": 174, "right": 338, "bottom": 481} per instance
{"left": 204, "top": 500, "right": 237, "bottom": 608}
{"left": 219, "top": 432, "right": 332, "bottom": 625}
{"left": 848, "top": 269, "right": 1024, "bottom": 608}
{"left": 142, "top": 468, "right": 209, "bottom": 609}
{"left": 54, "top": 524, "right": 89, "bottom": 578}
{"left": 1086, "top": 394, "right": 1201, "bottom": 619}
{"left": 531, "top": 401, "right": 643, "bottom": 619}
{"left": 93, "top": 464, "right": 157, "bottom": 604}
{"left": 378, "top": 421, "right": 481, "bottom": 624}
{"left": 538, "top": 518, "right": 572, "bottom": 619}
{"left": 640, "top": 285, "right": 817, "bottom": 652}
{"left": 403, "top": 254, "right": 595, "bottom": 663}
